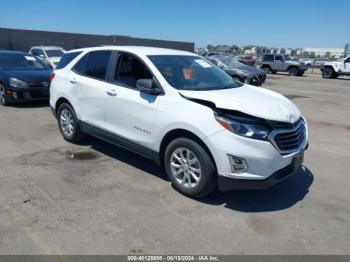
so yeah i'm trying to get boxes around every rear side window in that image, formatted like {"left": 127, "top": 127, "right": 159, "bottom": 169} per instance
{"left": 263, "top": 54, "right": 274, "bottom": 62}
{"left": 73, "top": 51, "right": 111, "bottom": 80}
{"left": 56, "top": 51, "right": 82, "bottom": 69}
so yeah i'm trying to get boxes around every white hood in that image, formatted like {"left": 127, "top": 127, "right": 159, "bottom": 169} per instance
{"left": 179, "top": 85, "right": 301, "bottom": 123}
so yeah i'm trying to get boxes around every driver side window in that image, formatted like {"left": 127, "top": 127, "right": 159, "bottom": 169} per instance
{"left": 345, "top": 57, "right": 350, "bottom": 63}
{"left": 114, "top": 53, "right": 153, "bottom": 89}
{"left": 275, "top": 55, "right": 283, "bottom": 62}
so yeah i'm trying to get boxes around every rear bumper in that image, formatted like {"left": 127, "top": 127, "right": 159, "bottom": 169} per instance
{"left": 217, "top": 154, "right": 303, "bottom": 191}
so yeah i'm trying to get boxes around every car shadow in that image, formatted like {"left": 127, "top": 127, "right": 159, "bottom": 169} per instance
{"left": 12, "top": 100, "right": 49, "bottom": 108}
{"left": 83, "top": 136, "right": 166, "bottom": 181}
{"left": 82, "top": 136, "right": 313, "bottom": 212}
{"left": 200, "top": 167, "right": 314, "bottom": 212}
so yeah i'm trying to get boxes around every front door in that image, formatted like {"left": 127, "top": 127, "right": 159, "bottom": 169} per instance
{"left": 104, "top": 52, "right": 160, "bottom": 150}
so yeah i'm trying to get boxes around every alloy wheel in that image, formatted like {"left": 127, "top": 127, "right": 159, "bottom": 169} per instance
{"left": 170, "top": 147, "right": 201, "bottom": 189}
{"left": 60, "top": 109, "right": 75, "bottom": 137}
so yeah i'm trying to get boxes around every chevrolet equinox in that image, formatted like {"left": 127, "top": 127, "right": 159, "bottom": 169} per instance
{"left": 50, "top": 46, "right": 308, "bottom": 198}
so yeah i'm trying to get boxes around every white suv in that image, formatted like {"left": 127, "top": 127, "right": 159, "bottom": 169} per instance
{"left": 50, "top": 46, "right": 308, "bottom": 198}
{"left": 29, "top": 46, "right": 65, "bottom": 68}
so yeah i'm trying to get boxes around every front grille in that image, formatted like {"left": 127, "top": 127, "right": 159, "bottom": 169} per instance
{"left": 29, "top": 81, "right": 44, "bottom": 87}
{"left": 269, "top": 118, "right": 306, "bottom": 154}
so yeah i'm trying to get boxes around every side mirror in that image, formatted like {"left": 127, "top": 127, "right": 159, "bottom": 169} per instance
{"left": 136, "top": 79, "right": 162, "bottom": 95}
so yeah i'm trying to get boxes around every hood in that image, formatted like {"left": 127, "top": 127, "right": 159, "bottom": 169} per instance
{"left": 179, "top": 85, "right": 301, "bottom": 123}
{"left": 1, "top": 69, "right": 52, "bottom": 82}
{"left": 325, "top": 61, "right": 342, "bottom": 67}
{"left": 225, "top": 63, "right": 264, "bottom": 75}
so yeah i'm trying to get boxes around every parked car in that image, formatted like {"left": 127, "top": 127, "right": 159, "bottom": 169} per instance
{"left": 207, "top": 55, "right": 266, "bottom": 86}
{"left": 0, "top": 50, "right": 52, "bottom": 106}
{"left": 202, "top": 52, "right": 224, "bottom": 57}
{"left": 237, "top": 55, "right": 256, "bottom": 66}
{"left": 50, "top": 46, "right": 308, "bottom": 198}
{"left": 300, "top": 59, "right": 313, "bottom": 68}
{"left": 29, "top": 46, "right": 65, "bottom": 69}
{"left": 260, "top": 54, "right": 307, "bottom": 76}
{"left": 321, "top": 56, "right": 350, "bottom": 79}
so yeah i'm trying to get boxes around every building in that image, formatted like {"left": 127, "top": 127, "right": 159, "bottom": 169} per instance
{"left": 303, "top": 48, "right": 344, "bottom": 58}
{"left": 0, "top": 27, "right": 194, "bottom": 52}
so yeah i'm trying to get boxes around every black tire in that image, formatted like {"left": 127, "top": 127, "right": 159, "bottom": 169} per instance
{"left": 164, "top": 138, "right": 216, "bottom": 198}
{"left": 0, "top": 83, "right": 11, "bottom": 106}
{"left": 297, "top": 70, "right": 305, "bottom": 76}
{"left": 288, "top": 67, "right": 298, "bottom": 76}
{"left": 57, "top": 103, "right": 84, "bottom": 143}
{"left": 322, "top": 67, "right": 335, "bottom": 79}
{"left": 261, "top": 65, "right": 271, "bottom": 74}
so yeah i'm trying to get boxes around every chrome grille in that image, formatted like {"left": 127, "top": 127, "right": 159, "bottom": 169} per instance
{"left": 268, "top": 118, "right": 306, "bottom": 154}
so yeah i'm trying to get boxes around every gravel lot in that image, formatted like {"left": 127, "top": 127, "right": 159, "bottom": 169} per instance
{"left": 0, "top": 72, "right": 349, "bottom": 255}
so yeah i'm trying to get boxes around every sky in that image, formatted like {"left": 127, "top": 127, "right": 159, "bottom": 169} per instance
{"left": 0, "top": 0, "right": 349, "bottom": 48}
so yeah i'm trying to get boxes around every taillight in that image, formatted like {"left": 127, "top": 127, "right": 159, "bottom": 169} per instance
{"left": 49, "top": 72, "right": 55, "bottom": 82}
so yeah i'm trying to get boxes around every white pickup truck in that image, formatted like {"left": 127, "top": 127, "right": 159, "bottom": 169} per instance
{"left": 321, "top": 55, "right": 350, "bottom": 78}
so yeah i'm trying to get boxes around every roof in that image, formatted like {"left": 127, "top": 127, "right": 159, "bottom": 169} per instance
{"left": 66, "top": 46, "right": 195, "bottom": 56}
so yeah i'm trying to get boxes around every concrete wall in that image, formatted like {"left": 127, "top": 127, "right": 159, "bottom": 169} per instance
{"left": 0, "top": 28, "right": 194, "bottom": 52}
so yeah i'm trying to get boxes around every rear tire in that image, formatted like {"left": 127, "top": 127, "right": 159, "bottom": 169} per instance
{"left": 288, "top": 67, "right": 298, "bottom": 76}
{"left": 57, "top": 103, "right": 84, "bottom": 143}
{"left": 322, "top": 67, "right": 335, "bottom": 79}
{"left": 164, "top": 138, "right": 216, "bottom": 198}
{"left": 0, "top": 84, "right": 10, "bottom": 106}
{"left": 261, "top": 65, "right": 271, "bottom": 74}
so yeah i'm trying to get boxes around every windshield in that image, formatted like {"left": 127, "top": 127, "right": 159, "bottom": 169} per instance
{"left": 148, "top": 55, "right": 240, "bottom": 91}
{"left": 45, "top": 49, "right": 64, "bottom": 58}
{"left": 0, "top": 53, "right": 48, "bottom": 70}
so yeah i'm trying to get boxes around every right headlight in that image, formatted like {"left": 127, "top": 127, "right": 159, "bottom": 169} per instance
{"left": 215, "top": 113, "right": 271, "bottom": 140}
{"left": 9, "top": 78, "right": 29, "bottom": 88}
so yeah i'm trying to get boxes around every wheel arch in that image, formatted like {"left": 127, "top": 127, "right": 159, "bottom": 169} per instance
{"left": 55, "top": 97, "right": 73, "bottom": 116}
{"left": 159, "top": 128, "right": 217, "bottom": 171}
{"left": 287, "top": 65, "right": 299, "bottom": 71}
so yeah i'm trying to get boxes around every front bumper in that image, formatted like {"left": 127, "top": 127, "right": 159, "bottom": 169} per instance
{"left": 6, "top": 87, "right": 50, "bottom": 102}
{"left": 204, "top": 128, "right": 308, "bottom": 190}
{"left": 246, "top": 74, "right": 266, "bottom": 86}
{"left": 217, "top": 151, "right": 304, "bottom": 191}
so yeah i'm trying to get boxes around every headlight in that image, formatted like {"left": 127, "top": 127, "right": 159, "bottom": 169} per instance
{"left": 9, "top": 78, "right": 28, "bottom": 88}
{"left": 215, "top": 113, "right": 271, "bottom": 140}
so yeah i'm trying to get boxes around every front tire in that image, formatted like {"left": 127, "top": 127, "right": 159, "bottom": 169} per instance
{"left": 0, "top": 84, "right": 10, "bottom": 106}
{"left": 288, "top": 67, "right": 298, "bottom": 76}
{"left": 322, "top": 67, "right": 335, "bottom": 79}
{"left": 164, "top": 138, "right": 216, "bottom": 198}
{"left": 57, "top": 103, "right": 84, "bottom": 143}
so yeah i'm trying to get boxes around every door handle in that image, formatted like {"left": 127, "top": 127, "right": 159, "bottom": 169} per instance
{"left": 69, "top": 78, "right": 77, "bottom": 84}
{"left": 107, "top": 89, "right": 118, "bottom": 96}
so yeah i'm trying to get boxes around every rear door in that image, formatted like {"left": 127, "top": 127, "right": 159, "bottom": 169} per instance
{"left": 66, "top": 50, "right": 112, "bottom": 129}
